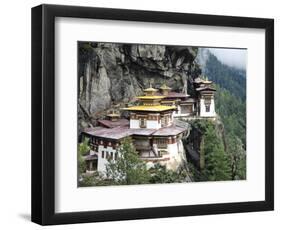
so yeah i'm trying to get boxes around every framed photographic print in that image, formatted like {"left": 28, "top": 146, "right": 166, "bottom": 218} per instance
{"left": 31, "top": 4, "right": 274, "bottom": 225}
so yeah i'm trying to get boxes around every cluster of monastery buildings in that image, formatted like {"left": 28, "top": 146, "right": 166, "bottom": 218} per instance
{"left": 81, "top": 77, "right": 216, "bottom": 174}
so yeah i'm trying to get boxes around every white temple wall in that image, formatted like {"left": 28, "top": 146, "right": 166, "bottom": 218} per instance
{"left": 165, "top": 140, "right": 187, "bottom": 171}
{"left": 200, "top": 98, "right": 216, "bottom": 117}
{"left": 130, "top": 119, "right": 139, "bottom": 128}
{"left": 130, "top": 118, "right": 161, "bottom": 129}
{"left": 174, "top": 104, "right": 194, "bottom": 117}
{"left": 97, "top": 156, "right": 108, "bottom": 173}
{"left": 147, "top": 120, "right": 161, "bottom": 129}
{"left": 97, "top": 145, "right": 117, "bottom": 173}
{"left": 177, "top": 105, "right": 181, "bottom": 114}
{"left": 167, "top": 142, "right": 178, "bottom": 157}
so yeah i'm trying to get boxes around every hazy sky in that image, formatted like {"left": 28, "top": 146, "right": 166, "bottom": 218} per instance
{"left": 208, "top": 48, "right": 247, "bottom": 70}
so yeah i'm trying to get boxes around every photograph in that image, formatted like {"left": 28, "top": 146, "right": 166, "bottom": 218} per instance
{"left": 77, "top": 42, "right": 247, "bottom": 187}
{"left": 30, "top": 3, "right": 274, "bottom": 225}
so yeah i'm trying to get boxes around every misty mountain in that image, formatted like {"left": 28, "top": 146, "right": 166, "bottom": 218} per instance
{"left": 196, "top": 48, "right": 246, "bottom": 101}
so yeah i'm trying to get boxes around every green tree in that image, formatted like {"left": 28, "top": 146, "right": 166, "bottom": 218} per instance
{"left": 78, "top": 137, "right": 90, "bottom": 174}
{"left": 79, "top": 172, "right": 115, "bottom": 187}
{"left": 202, "top": 123, "right": 232, "bottom": 181}
{"left": 149, "top": 164, "right": 187, "bottom": 184}
{"left": 204, "top": 52, "right": 246, "bottom": 100}
{"left": 199, "top": 135, "right": 205, "bottom": 169}
{"left": 79, "top": 174, "right": 95, "bottom": 187}
{"left": 215, "top": 85, "right": 246, "bottom": 147}
{"left": 226, "top": 134, "right": 246, "bottom": 180}
{"left": 105, "top": 137, "right": 151, "bottom": 185}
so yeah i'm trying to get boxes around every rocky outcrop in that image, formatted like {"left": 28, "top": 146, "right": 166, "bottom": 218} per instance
{"left": 194, "top": 48, "right": 211, "bottom": 74}
{"left": 78, "top": 42, "right": 201, "bottom": 131}
{"left": 184, "top": 117, "right": 226, "bottom": 170}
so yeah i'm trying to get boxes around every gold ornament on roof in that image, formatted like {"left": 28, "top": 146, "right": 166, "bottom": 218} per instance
{"left": 143, "top": 82, "right": 158, "bottom": 96}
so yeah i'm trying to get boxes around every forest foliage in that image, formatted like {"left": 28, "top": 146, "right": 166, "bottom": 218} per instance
{"left": 78, "top": 50, "right": 247, "bottom": 186}
{"left": 105, "top": 137, "right": 151, "bottom": 185}
{"left": 189, "top": 51, "right": 247, "bottom": 181}
{"left": 204, "top": 53, "right": 246, "bottom": 100}
{"left": 79, "top": 137, "right": 189, "bottom": 186}
{"left": 188, "top": 119, "right": 246, "bottom": 181}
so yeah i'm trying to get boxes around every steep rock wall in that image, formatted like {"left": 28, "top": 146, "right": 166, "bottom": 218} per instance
{"left": 78, "top": 42, "right": 201, "bottom": 131}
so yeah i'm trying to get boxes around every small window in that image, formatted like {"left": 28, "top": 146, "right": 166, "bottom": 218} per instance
{"left": 115, "top": 152, "right": 118, "bottom": 160}
{"left": 110, "top": 152, "right": 113, "bottom": 159}
{"left": 139, "top": 118, "right": 146, "bottom": 128}
{"left": 156, "top": 138, "right": 167, "bottom": 148}
{"left": 102, "top": 151, "right": 104, "bottom": 158}
{"left": 206, "top": 104, "right": 210, "bottom": 112}
{"left": 187, "top": 105, "right": 193, "bottom": 113}
{"left": 157, "top": 150, "right": 165, "bottom": 157}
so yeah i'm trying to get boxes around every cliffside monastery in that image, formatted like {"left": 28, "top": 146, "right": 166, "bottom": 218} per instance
{"left": 81, "top": 77, "right": 216, "bottom": 173}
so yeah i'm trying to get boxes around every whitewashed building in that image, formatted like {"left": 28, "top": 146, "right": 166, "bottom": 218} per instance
{"left": 82, "top": 77, "right": 216, "bottom": 174}
{"left": 82, "top": 87, "right": 189, "bottom": 174}
{"left": 194, "top": 78, "right": 216, "bottom": 117}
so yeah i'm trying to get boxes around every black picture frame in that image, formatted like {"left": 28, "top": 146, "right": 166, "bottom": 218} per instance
{"left": 31, "top": 4, "right": 274, "bottom": 225}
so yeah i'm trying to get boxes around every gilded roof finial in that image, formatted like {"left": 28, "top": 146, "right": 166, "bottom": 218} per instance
{"left": 144, "top": 80, "right": 158, "bottom": 94}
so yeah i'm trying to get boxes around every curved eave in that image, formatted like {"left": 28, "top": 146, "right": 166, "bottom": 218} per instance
{"left": 122, "top": 105, "right": 176, "bottom": 112}
{"left": 136, "top": 96, "right": 165, "bottom": 100}
{"left": 196, "top": 87, "right": 216, "bottom": 92}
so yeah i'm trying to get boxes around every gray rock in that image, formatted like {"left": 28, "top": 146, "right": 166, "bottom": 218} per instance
{"left": 78, "top": 42, "right": 200, "bottom": 130}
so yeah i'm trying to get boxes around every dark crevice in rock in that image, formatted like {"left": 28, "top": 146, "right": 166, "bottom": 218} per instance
{"left": 78, "top": 42, "right": 201, "bottom": 131}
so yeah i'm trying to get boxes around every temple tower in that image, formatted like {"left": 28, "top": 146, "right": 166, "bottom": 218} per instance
{"left": 194, "top": 77, "right": 216, "bottom": 117}
{"left": 124, "top": 85, "right": 176, "bottom": 129}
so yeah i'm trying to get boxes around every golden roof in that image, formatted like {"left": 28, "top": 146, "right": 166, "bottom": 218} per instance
{"left": 143, "top": 87, "right": 158, "bottom": 92}
{"left": 136, "top": 95, "right": 165, "bottom": 100}
{"left": 143, "top": 82, "right": 158, "bottom": 93}
{"left": 107, "top": 110, "right": 120, "bottom": 117}
{"left": 195, "top": 77, "right": 212, "bottom": 84}
{"left": 123, "top": 105, "right": 176, "bottom": 112}
{"left": 107, "top": 113, "right": 120, "bottom": 117}
{"left": 160, "top": 83, "right": 171, "bottom": 90}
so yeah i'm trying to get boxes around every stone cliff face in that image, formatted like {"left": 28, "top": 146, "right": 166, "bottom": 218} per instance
{"left": 78, "top": 42, "right": 201, "bottom": 131}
